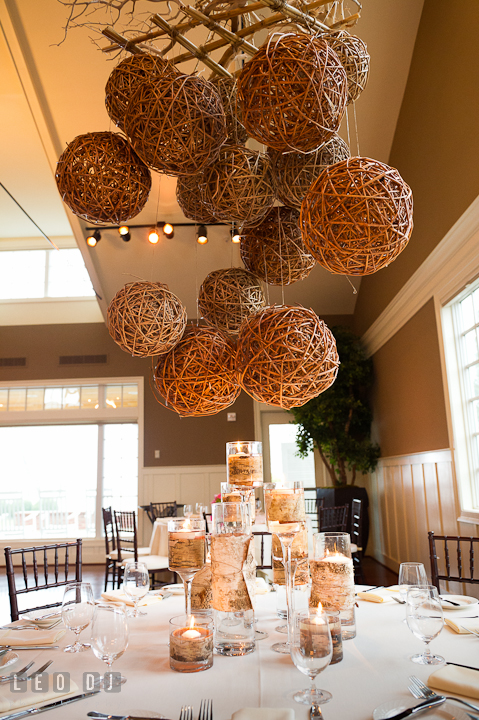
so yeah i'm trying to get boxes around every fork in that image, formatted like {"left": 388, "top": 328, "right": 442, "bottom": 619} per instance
{"left": 409, "top": 674, "right": 479, "bottom": 713}
{"left": 199, "top": 699, "right": 213, "bottom": 720}
{"left": 179, "top": 706, "right": 193, "bottom": 720}
{"left": 11, "top": 660, "right": 53, "bottom": 683}
{"left": 0, "top": 661, "right": 34, "bottom": 683}
{"left": 460, "top": 625, "right": 479, "bottom": 637}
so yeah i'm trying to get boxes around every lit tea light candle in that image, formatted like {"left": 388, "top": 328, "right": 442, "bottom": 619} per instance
{"left": 168, "top": 518, "right": 206, "bottom": 572}
{"left": 169, "top": 614, "right": 213, "bottom": 673}
{"left": 227, "top": 441, "right": 263, "bottom": 488}
{"left": 310, "top": 551, "right": 355, "bottom": 611}
{"left": 182, "top": 616, "right": 202, "bottom": 639}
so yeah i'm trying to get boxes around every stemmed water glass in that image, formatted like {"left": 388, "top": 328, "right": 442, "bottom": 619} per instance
{"left": 406, "top": 585, "right": 444, "bottom": 665}
{"left": 61, "top": 582, "right": 95, "bottom": 653}
{"left": 90, "top": 602, "right": 129, "bottom": 687}
{"left": 290, "top": 608, "right": 333, "bottom": 705}
{"left": 183, "top": 505, "right": 193, "bottom": 518}
{"left": 398, "top": 562, "right": 428, "bottom": 601}
{"left": 122, "top": 561, "right": 149, "bottom": 617}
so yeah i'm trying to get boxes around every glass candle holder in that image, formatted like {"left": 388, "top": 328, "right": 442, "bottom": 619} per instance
{"left": 169, "top": 613, "right": 213, "bottom": 673}
{"left": 168, "top": 517, "right": 206, "bottom": 618}
{"left": 221, "top": 482, "right": 256, "bottom": 525}
{"left": 326, "top": 611, "right": 343, "bottom": 664}
{"left": 227, "top": 441, "right": 263, "bottom": 488}
{"left": 291, "top": 608, "right": 333, "bottom": 705}
{"left": 311, "top": 532, "right": 356, "bottom": 640}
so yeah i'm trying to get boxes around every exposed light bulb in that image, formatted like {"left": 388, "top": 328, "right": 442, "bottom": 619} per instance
{"left": 163, "top": 222, "right": 174, "bottom": 238}
{"left": 148, "top": 228, "right": 160, "bottom": 244}
{"left": 197, "top": 224, "right": 208, "bottom": 244}
{"left": 86, "top": 230, "right": 101, "bottom": 247}
{"left": 119, "top": 226, "right": 131, "bottom": 242}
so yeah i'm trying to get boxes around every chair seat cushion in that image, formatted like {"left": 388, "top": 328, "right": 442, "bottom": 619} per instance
{"left": 120, "top": 554, "right": 169, "bottom": 571}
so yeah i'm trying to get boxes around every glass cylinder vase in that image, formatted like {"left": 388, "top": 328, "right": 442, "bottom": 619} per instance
{"left": 168, "top": 517, "right": 206, "bottom": 619}
{"left": 226, "top": 441, "right": 263, "bottom": 488}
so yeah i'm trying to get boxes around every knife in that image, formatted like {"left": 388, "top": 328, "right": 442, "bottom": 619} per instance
{"left": 87, "top": 713, "right": 173, "bottom": 719}
{"left": 439, "top": 596, "right": 461, "bottom": 607}
{"left": 0, "top": 690, "right": 100, "bottom": 720}
{"left": 387, "top": 696, "right": 446, "bottom": 720}
{"left": 2, "top": 646, "right": 60, "bottom": 651}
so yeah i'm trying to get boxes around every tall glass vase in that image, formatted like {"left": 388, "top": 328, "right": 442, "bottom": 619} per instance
{"left": 168, "top": 517, "right": 206, "bottom": 619}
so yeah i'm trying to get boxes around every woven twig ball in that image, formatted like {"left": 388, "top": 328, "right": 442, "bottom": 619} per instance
{"left": 300, "top": 157, "right": 414, "bottom": 276}
{"left": 241, "top": 207, "right": 315, "bottom": 285}
{"left": 105, "top": 53, "right": 178, "bottom": 131}
{"left": 124, "top": 74, "right": 227, "bottom": 176}
{"left": 327, "top": 31, "right": 370, "bottom": 104}
{"left": 201, "top": 144, "right": 274, "bottom": 226}
{"left": 271, "top": 135, "right": 350, "bottom": 209}
{"left": 237, "top": 33, "right": 347, "bottom": 152}
{"left": 198, "top": 268, "right": 265, "bottom": 334}
{"left": 211, "top": 76, "right": 248, "bottom": 144}
{"left": 107, "top": 281, "right": 187, "bottom": 357}
{"left": 153, "top": 325, "right": 240, "bottom": 417}
{"left": 237, "top": 305, "right": 339, "bottom": 409}
{"left": 55, "top": 132, "right": 151, "bottom": 224}
{"left": 176, "top": 173, "right": 217, "bottom": 223}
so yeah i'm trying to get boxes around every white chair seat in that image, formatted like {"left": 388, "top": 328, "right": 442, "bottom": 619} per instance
{"left": 351, "top": 543, "right": 359, "bottom": 554}
{"left": 120, "top": 554, "right": 169, "bottom": 571}
{"left": 110, "top": 546, "right": 150, "bottom": 561}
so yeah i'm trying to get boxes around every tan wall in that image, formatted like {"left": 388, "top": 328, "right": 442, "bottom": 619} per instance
{"left": 354, "top": 0, "right": 479, "bottom": 336}
{"left": 371, "top": 299, "right": 449, "bottom": 457}
{"left": 0, "top": 323, "right": 255, "bottom": 467}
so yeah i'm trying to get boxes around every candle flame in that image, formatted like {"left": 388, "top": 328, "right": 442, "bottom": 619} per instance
{"left": 183, "top": 518, "right": 191, "bottom": 530}
{"left": 316, "top": 603, "right": 323, "bottom": 614}
{"left": 189, "top": 615, "right": 196, "bottom": 630}
{"left": 236, "top": 441, "right": 241, "bottom": 452}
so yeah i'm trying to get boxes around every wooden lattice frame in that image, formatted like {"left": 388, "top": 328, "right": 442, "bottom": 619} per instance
{"left": 55, "top": 131, "right": 151, "bottom": 224}
{"left": 240, "top": 207, "right": 315, "bottom": 285}
{"left": 153, "top": 325, "right": 240, "bottom": 417}
{"left": 198, "top": 267, "right": 265, "bottom": 334}
{"left": 107, "top": 281, "right": 187, "bottom": 357}
{"left": 237, "top": 305, "right": 339, "bottom": 408}
{"left": 300, "top": 156, "right": 414, "bottom": 275}
{"left": 237, "top": 33, "right": 347, "bottom": 152}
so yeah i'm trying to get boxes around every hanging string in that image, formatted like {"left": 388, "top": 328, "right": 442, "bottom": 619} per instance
{"left": 195, "top": 223, "right": 200, "bottom": 325}
{"left": 346, "top": 276, "right": 358, "bottom": 295}
{"left": 150, "top": 175, "right": 162, "bottom": 281}
{"left": 278, "top": 205, "right": 285, "bottom": 307}
{"left": 352, "top": 101, "right": 360, "bottom": 156}
{"left": 345, "top": 104, "right": 351, "bottom": 151}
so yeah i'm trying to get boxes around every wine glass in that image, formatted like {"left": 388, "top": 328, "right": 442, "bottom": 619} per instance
{"left": 183, "top": 505, "right": 193, "bottom": 518}
{"left": 290, "top": 608, "right": 333, "bottom": 705}
{"left": 61, "top": 582, "right": 95, "bottom": 653}
{"left": 90, "top": 602, "right": 129, "bottom": 687}
{"left": 398, "top": 562, "right": 428, "bottom": 601}
{"left": 122, "top": 561, "right": 149, "bottom": 618}
{"left": 406, "top": 585, "right": 444, "bottom": 665}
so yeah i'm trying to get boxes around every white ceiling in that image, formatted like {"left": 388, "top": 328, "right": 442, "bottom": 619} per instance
{"left": 0, "top": 0, "right": 425, "bottom": 321}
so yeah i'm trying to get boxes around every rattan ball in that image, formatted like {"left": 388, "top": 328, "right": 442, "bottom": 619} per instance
{"left": 327, "top": 31, "right": 370, "bottom": 104}
{"left": 55, "top": 132, "right": 151, "bottom": 224}
{"left": 241, "top": 207, "right": 315, "bottom": 285}
{"left": 105, "top": 53, "right": 178, "bottom": 131}
{"left": 176, "top": 173, "right": 217, "bottom": 223}
{"left": 198, "top": 268, "right": 265, "bottom": 334}
{"left": 124, "top": 74, "right": 227, "bottom": 176}
{"left": 237, "top": 305, "right": 339, "bottom": 409}
{"left": 237, "top": 33, "right": 347, "bottom": 152}
{"left": 271, "top": 135, "right": 350, "bottom": 209}
{"left": 201, "top": 144, "right": 274, "bottom": 226}
{"left": 211, "top": 76, "right": 248, "bottom": 144}
{"left": 153, "top": 325, "right": 240, "bottom": 417}
{"left": 301, "top": 156, "right": 414, "bottom": 276}
{"left": 107, "top": 281, "right": 187, "bottom": 357}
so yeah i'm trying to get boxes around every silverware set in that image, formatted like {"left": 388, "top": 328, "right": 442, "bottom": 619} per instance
{"left": 408, "top": 674, "right": 479, "bottom": 714}
{"left": 0, "top": 659, "right": 53, "bottom": 684}
{"left": 179, "top": 701, "right": 212, "bottom": 720}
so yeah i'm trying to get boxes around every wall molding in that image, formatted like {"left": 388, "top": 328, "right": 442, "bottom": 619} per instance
{"left": 362, "top": 194, "right": 479, "bottom": 356}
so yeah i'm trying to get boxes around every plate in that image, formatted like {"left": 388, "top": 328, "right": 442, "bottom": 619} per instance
{"left": 23, "top": 610, "right": 63, "bottom": 628}
{"left": 440, "top": 595, "right": 479, "bottom": 610}
{"left": 0, "top": 651, "right": 19, "bottom": 669}
{"left": 373, "top": 699, "right": 468, "bottom": 720}
{"left": 161, "top": 584, "right": 185, "bottom": 595}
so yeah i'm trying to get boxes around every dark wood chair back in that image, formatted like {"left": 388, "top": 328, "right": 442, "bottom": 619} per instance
{"left": 428, "top": 531, "right": 479, "bottom": 593}
{"left": 114, "top": 510, "right": 138, "bottom": 565}
{"left": 4, "top": 539, "right": 82, "bottom": 621}
{"left": 202, "top": 512, "right": 212, "bottom": 534}
{"left": 102, "top": 506, "right": 116, "bottom": 555}
{"left": 319, "top": 504, "right": 349, "bottom": 533}
{"left": 147, "top": 502, "right": 178, "bottom": 523}
{"left": 304, "top": 497, "right": 323, "bottom": 533}
{"left": 351, "top": 499, "right": 366, "bottom": 583}
{"left": 252, "top": 531, "right": 273, "bottom": 570}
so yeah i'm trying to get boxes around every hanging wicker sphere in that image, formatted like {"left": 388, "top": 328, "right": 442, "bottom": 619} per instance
{"left": 327, "top": 31, "right": 370, "bottom": 105}
{"left": 153, "top": 325, "right": 240, "bottom": 417}
{"left": 236, "top": 305, "right": 339, "bottom": 409}
{"left": 55, "top": 132, "right": 151, "bottom": 224}
{"left": 107, "top": 281, "right": 187, "bottom": 357}
{"left": 201, "top": 144, "right": 274, "bottom": 226}
{"left": 241, "top": 207, "right": 315, "bottom": 285}
{"left": 105, "top": 53, "right": 178, "bottom": 131}
{"left": 237, "top": 33, "right": 347, "bottom": 152}
{"left": 198, "top": 268, "right": 265, "bottom": 334}
{"left": 301, "top": 156, "right": 414, "bottom": 276}
{"left": 124, "top": 74, "right": 227, "bottom": 176}
{"left": 176, "top": 173, "right": 217, "bottom": 223}
{"left": 271, "top": 135, "right": 350, "bottom": 209}
{"left": 211, "top": 76, "right": 248, "bottom": 144}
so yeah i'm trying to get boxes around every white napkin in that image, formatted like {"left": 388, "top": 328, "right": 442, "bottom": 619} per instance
{"left": 232, "top": 709, "right": 295, "bottom": 720}
{"left": 23, "top": 612, "right": 62, "bottom": 629}
{"left": 356, "top": 587, "right": 399, "bottom": 603}
{"left": 0, "top": 676, "right": 79, "bottom": 713}
{"left": 100, "top": 590, "right": 163, "bottom": 607}
{"left": 444, "top": 617, "right": 479, "bottom": 634}
{"left": 0, "top": 621, "right": 65, "bottom": 647}
{"left": 255, "top": 578, "right": 271, "bottom": 595}
{"left": 428, "top": 664, "right": 479, "bottom": 700}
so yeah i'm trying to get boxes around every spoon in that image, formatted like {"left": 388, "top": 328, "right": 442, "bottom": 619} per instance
{"left": 310, "top": 703, "right": 323, "bottom": 718}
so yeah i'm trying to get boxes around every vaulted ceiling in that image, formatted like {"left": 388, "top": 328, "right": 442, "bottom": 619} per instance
{"left": 0, "top": 0, "right": 424, "bottom": 321}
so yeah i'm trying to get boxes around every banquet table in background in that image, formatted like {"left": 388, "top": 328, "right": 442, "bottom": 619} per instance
{"left": 3, "top": 588, "right": 478, "bottom": 720}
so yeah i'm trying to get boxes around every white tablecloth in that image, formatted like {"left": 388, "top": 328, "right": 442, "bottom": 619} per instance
{"left": 2, "top": 589, "right": 478, "bottom": 720}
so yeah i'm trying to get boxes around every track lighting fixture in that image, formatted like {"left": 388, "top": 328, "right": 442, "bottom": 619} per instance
{"left": 86, "top": 230, "right": 101, "bottom": 247}
{"left": 197, "top": 224, "right": 208, "bottom": 244}
{"left": 231, "top": 224, "right": 241, "bottom": 244}
{"left": 163, "top": 222, "right": 174, "bottom": 238}
{"left": 119, "top": 225, "right": 131, "bottom": 242}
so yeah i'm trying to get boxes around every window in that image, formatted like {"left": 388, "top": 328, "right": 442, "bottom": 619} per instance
{"left": 443, "top": 282, "right": 479, "bottom": 517}
{"left": 260, "top": 410, "right": 316, "bottom": 486}
{"left": 0, "top": 379, "right": 141, "bottom": 540}
{"left": 0, "top": 249, "right": 94, "bottom": 299}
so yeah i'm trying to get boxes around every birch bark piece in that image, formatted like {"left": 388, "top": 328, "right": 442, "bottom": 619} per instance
{"left": 168, "top": 535, "right": 205, "bottom": 570}
{"left": 170, "top": 627, "right": 213, "bottom": 662}
{"left": 211, "top": 533, "right": 255, "bottom": 611}
{"left": 309, "top": 557, "right": 355, "bottom": 610}
{"left": 191, "top": 563, "right": 213, "bottom": 610}
{"left": 265, "top": 491, "right": 305, "bottom": 522}
{"left": 228, "top": 453, "right": 263, "bottom": 486}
